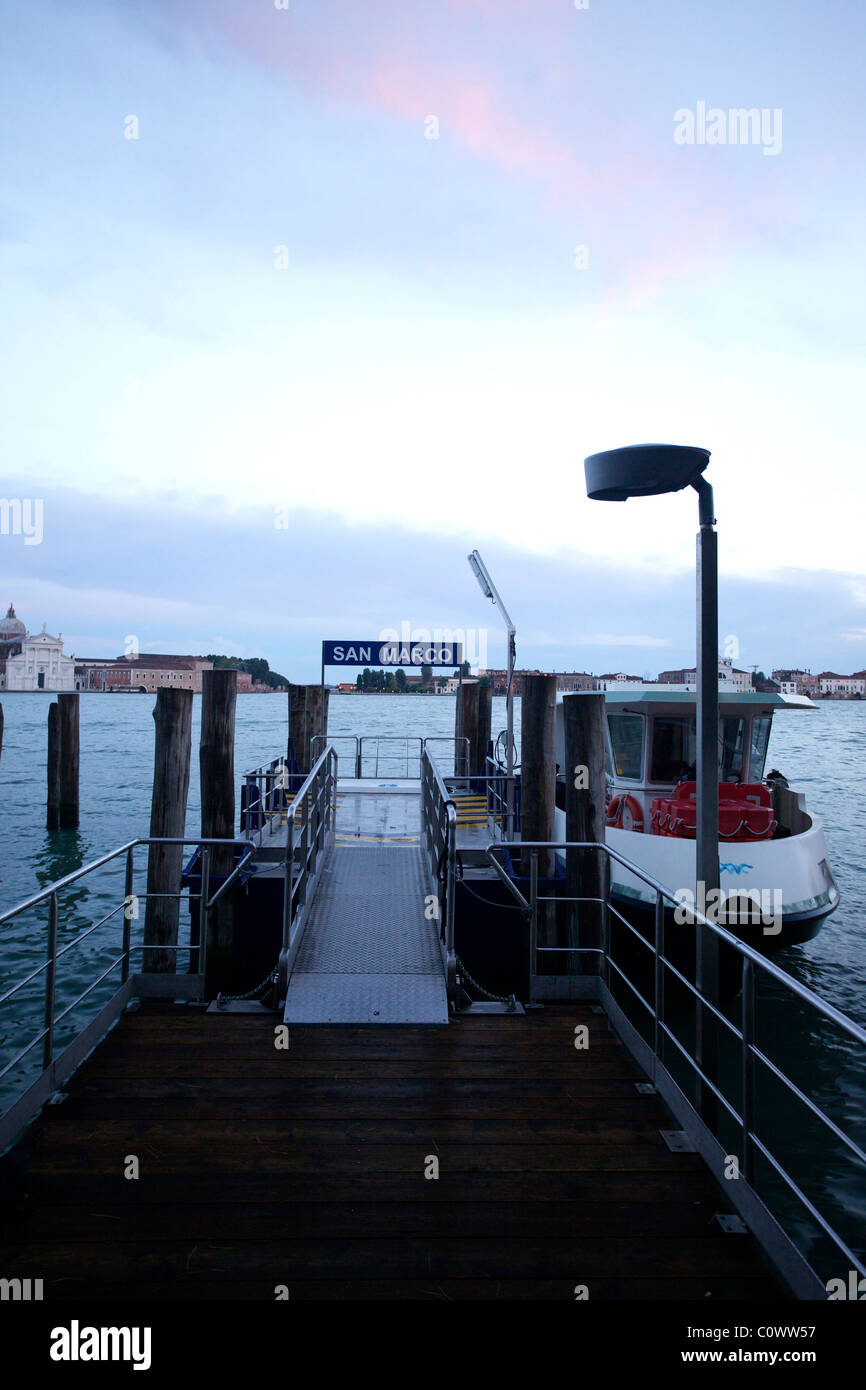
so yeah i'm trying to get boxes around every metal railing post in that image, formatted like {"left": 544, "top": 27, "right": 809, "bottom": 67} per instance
{"left": 283, "top": 816, "right": 295, "bottom": 951}
{"left": 43, "top": 892, "right": 58, "bottom": 1071}
{"left": 742, "top": 956, "right": 755, "bottom": 1183}
{"left": 199, "top": 847, "right": 211, "bottom": 978}
{"left": 653, "top": 888, "right": 665, "bottom": 1080}
{"left": 530, "top": 850, "right": 539, "bottom": 988}
{"left": 122, "top": 846, "right": 134, "bottom": 984}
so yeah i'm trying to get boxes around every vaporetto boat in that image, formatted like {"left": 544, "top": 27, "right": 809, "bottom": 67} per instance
{"left": 552, "top": 687, "right": 840, "bottom": 954}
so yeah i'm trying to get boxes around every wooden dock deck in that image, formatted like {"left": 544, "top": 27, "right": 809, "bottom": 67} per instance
{"left": 0, "top": 1002, "right": 784, "bottom": 1300}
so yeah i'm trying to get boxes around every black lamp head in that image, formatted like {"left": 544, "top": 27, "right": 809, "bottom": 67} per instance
{"left": 584, "top": 443, "right": 711, "bottom": 501}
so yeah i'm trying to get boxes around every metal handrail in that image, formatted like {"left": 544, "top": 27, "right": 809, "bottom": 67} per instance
{"left": 422, "top": 736, "right": 470, "bottom": 777}
{"left": 359, "top": 735, "right": 421, "bottom": 778}
{"left": 311, "top": 734, "right": 360, "bottom": 777}
{"left": 488, "top": 836, "right": 866, "bottom": 1291}
{"left": 278, "top": 745, "right": 339, "bottom": 992}
{"left": 0, "top": 836, "right": 256, "bottom": 1153}
{"left": 420, "top": 747, "right": 457, "bottom": 999}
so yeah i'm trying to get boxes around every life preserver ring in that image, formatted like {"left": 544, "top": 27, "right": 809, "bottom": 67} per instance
{"left": 606, "top": 793, "right": 644, "bottom": 833}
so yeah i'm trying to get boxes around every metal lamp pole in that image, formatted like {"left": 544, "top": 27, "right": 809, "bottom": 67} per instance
{"left": 583, "top": 444, "right": 719, "bottom": 1121}
{"left": 468, "top": 550, "right": 516, "bottom": 839}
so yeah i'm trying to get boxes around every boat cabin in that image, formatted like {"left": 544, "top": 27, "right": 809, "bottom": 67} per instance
{"left": 555, "top": 689, "right": 817, "bottom": 841}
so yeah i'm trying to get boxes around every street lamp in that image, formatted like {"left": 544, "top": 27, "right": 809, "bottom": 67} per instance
{"left": 468, "top": 549, "right": 516, "bottom": 838}
{"left": 584, "top": 443, "right": 719, "bottom": 1117}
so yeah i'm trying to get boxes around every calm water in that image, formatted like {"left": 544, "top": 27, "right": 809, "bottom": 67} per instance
{"left": 1, "top": 692, "right": 864, "bottom": 1276}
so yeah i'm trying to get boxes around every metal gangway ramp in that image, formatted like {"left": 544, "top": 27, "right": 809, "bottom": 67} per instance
{"left": 271, "top": 745, "right": 456, "bottom": 1025}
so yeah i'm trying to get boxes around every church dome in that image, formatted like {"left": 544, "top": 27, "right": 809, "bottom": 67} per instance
{"left": 0, "top": 603, "right": 26, "bottom": 639}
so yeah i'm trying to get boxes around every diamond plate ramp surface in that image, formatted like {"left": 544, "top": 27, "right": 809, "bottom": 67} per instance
{"left": 284, "top": 844, "right": 448, "bottom": 1024}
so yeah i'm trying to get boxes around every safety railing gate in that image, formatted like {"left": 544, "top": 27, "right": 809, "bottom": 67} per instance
{"left": 485, "top": 836, "right": 866, "bottom": 1300}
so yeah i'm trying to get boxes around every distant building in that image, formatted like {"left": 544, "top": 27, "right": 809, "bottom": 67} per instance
{"left": 478, "top": 669, "right": 596, "bottom": 694}
{"left": 772, "top": 668, "right": 820, "bottom": 697}
{"left": 815, "top": 671, "right": 866, "bottom": 697}
{"left": 75, "top": 654, "right": 214, "bottom": 693}
{"left": 656, "top": 659, "right": 753, "bottom": 692}
{"left": 0, "top": 606, "right": 76, "bottom": 691}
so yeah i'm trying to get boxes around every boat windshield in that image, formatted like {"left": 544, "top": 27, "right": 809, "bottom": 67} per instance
{"left": 750, "top": 714, "right": 772, "bottom": 780}
{"left": 608, "top": 713, "right": 644, "bottom": 779}
{"left": 721, "top": 717, "right": 746, "bottom": 782}
{"left": 650, "top": 715, "right": 696, "bottom": 783}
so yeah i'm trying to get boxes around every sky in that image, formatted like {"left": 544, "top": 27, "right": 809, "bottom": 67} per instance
{"left": 1, "top": 0, "right": 864, "bottom": 680}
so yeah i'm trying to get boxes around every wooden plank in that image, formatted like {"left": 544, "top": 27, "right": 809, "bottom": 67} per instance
{"left": 10, "top": 1199, "right": 725, "bottom": 1242}
{"left": 31, "top": 1112, "right": 674, "bottom": 1152}
{"left": 23, "top": 1171, "right": 718, "bottom": 1206}
{"left": 28, "top": 1142, "right": 707, "bottom": 1174}
{"left": 0, "top": 1236, "right": 771, "bottom": 1279}
{"left": 0, "top": 1277, "right": 783, "bottom": 1301}
{"left": 78, "top": 1057, "right": 641, "bottom": 1080}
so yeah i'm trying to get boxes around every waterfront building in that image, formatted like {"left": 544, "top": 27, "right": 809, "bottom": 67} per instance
{"left": 0, "top": 607, "right": 76, "bottom": 692}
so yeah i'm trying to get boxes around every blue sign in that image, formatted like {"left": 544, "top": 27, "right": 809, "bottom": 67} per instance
{"left": 322, "top": 640, "right": 462, "bottom": 667}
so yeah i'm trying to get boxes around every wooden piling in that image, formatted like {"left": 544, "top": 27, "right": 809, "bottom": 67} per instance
{"left": 456, "top": 679, "right": 492, "bottom": 777}
{"left": 477, "top": 679, "right": 492, "bottom": 776}
{"left": 200, "top": 669, "right": 237, "bottom": 988}
{"left": 57, "top": 693, "right": 80, "bottom": 829}
{"left": 288, "top": 683, "right": 307, "bottom": 771}
{"left": 288, "top": 683, "right": 329, "bottom": 772}
{"left": 563, "top": 692, "right": 607, "bottom": 974}
{"left": 520, "top": 674, "right": 558, "bottom": 878}
{"left": 456, "top": 680, "right": 478, "bottom": 776}
{"left": 143, "top": 689, "right": 193, "bottom": 973}
{"left": 46, "top": 703, "right": 60, "bottom": 830}
{"left": 0, "top": 701, "right": 3, "bottom": 763}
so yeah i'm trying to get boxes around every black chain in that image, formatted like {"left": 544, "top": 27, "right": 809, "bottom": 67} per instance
{"left": 456, "top": 954, "right": 518, "bottom": 1011}
{"left": 215, "top": 965, "right": 280, "bottom": 1011}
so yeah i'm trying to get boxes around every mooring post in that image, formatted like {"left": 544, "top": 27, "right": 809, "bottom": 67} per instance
{"left": 289, "top": 683, "right": 329, "bottom": 772}
{"left": 46, "top": 702, "right": 60, "bottom": 830}
{"left": 305, "top": 684, "right": 328, "bottom": 767}
{"left": 477, "top": 679, "right": 492, "bottom": 780}
{"left": 143, "top": 689, "right": 193, "bottom": 973}
{"left": 520, "top": 674, "right": 557, "bottom": 877}
{"left": 520, "top": 674, "right": 558, "bottom": 979}
{"left": 563, "top": 692, "right": 607, "bottom": 977}
{"left": 200, "top": 668, "right": 237, "bottom": 991}
{"left": 456, "top": 679, "right": 479, "bottom": 777}
{"left": 288, "top": 682, "right": 307, "bottom": 772}
{"left": 0, "top": 701, "right": 3, "bottom": 763}
{"left": 57, "top": 692, "right": 80, "bottom": 829}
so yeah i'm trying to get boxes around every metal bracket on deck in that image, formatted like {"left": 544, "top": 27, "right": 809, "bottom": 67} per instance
{"left": 715, "top": 1213, "right": 748, "bottom": 1234}
{"left": 660, "top": 1129, "right": 697, "bottom": 1152}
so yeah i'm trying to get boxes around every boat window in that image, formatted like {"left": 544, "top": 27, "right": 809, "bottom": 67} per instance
{"left": 749, "top": 715, "right": 772, "bottom": 781}
{"left": 608, "top": 713, "right": 644, "bottom": 780}
{"left": 650, "top": 716, "right": 696, "bottom": 783}
{"left": 720, "top": 718, "right": 746, "bottom": 782}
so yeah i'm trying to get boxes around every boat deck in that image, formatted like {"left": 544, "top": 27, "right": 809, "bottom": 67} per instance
{"left": 0, "top": 1003, "right": 784, "bottom": 1300}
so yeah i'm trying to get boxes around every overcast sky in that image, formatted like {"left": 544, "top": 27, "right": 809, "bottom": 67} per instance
{"left": 1, "top": 0, "right": 864, "bottom": 680}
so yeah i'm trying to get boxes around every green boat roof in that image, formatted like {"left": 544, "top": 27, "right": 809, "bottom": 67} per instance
{"left": 592, "top": 689, "right": 815, "bottom": 710}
